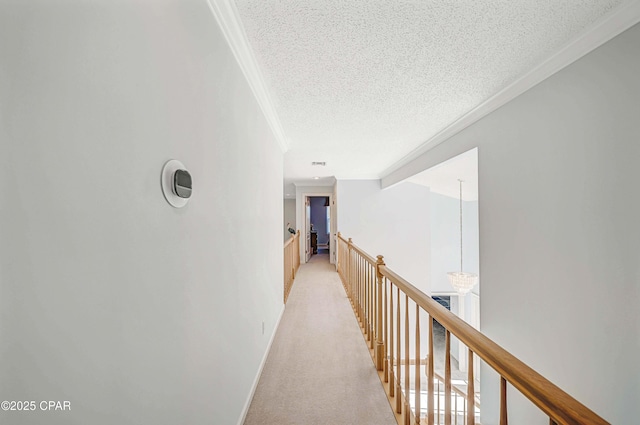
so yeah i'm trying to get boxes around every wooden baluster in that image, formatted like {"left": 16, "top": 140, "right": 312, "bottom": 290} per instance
{"left": 366, "top": 263, "right": 371, "bottom": 342}
{"left": 354, "top": 254, "right": 362, "bottom": 324}
{"left": 383, "top": 275, "right": 388, "bottom": 379}
{"left": 463, "top": 396, "right": 466, "bottom": 425}
{"left": 370, "top": 264, "right": 374, "bottom": 349}
{"left": 369, "top": 263, "right": 374, "bottom": 347}
{"left": 356, "top": 255, "right": 359, "bottom": 313}
{"left": 368, "top": 263, "right": 372, "bottom": 338}
{"left": 368, "top": 262, "right": 371, "bottom": 339}
{"left": 362, "top": 257, "right": 366, "bottom": 332}
{"left": 437, "top": 379, "right": 440, "bottom": 425}
{"left": 366, "top": 262, "right": 370, "bottom": 332}
{"left": 404, "top": 295, "right": 410, "bottom": 425}
{"left": 355, "top": 254, "right": 358, "bottom": 308}
{"left": 373, "top": 264, "right": 377, "bottom": 345}
{"left": 359, "top": 256, "right": 362, "bottom": 321}
{"left": 355, "top": 255, "right": 358, "bottom": 316}
{"left": 445, "top": 330, "right": 452, "bottom": 425}
{"left": 350, "top": 239, "right": 354, "bottom": 308}
{"left": 364, "top": 261, "right": 368, "bottom": 333}
{"left": 368, "top": 262, "right": 371, "bottom": 340}
{"left": 467, "top": 350, "right": 475, "bottom": 425}
{"left": 396, "top": 287, "right": 402, "bottom": 414}
{"left": 346, "top": 241, "right": 349, "bottom": 291}
{"left": 376, "top": 256, "right": 385, "bottom": 371}
{"left": 427, "top": 315, "right": 434, "bottom": 425}
{"left": 368, "top": 264, "right": 377, "bottom": 344}
{"left": 360, "top": 257, "right": 367, "bottom": 326}
{"left": 415, "top": 303, "right": 421, "bottom": 424}
{"left": 455, "top": 388, "right": 458, "bottom": 425}
{"left": 352, "top": 253, "right": 355, "bottom": 309}
{"left": 362, "top": 258, "right": 366, "bottom": 331}
{"left": 389, "top": 281, "right": 395, "bottom": 396}
{"left": 360, "top": 257, "right": 367, "bottom": 324}
{"left": 359, "top": 256, "right": 363, "bottom": 324}
{"left": 360, "top": 258, "right": 363, "bottom": 324}
{"left": 500, "top": 376, "right": 508, "bottom": 425}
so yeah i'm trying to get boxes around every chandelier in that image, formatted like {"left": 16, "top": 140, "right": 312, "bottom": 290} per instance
{"left": 447, "top": 179, "right": 478, "bottom": 295}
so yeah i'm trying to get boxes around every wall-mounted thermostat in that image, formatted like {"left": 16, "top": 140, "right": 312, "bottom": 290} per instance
{"left": 161, "top": 159, "right": 192, "bottom": 208}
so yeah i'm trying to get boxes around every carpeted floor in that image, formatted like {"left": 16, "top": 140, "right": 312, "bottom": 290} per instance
{"left": 243, "top": 254, "right": 396, "bottom": 425}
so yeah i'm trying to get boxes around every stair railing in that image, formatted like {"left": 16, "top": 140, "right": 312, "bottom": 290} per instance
{"left": 336, "top": 232, "right": 609, "bottom": 425}
{"left": 284, "top": 230, "right": 301, "bottom": 303}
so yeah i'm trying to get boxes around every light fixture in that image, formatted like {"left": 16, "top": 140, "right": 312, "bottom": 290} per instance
{"left": 313, "top": 176, "right": 320, "bottom": 180}
{"left": 447, "top": 179, "right": 478, "bottom": 295}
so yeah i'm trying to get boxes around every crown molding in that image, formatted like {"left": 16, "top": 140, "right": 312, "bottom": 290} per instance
{"left": 206, "top": 0, "right": 289, "bottom": 153}
{"left": 381, "top": 0, "right": 640, "bottom": 185}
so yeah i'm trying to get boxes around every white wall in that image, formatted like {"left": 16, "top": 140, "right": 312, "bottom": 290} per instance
{"left": 383, "top": 22, "right": 640, "bottom": 425}
{"left": 336, "top": 180, "right": 431, "bottom": 295}
{"left": 284, "top": 198, "right": 296, "bottom": 241}
{"left": 0, "top": 2, "right": 283, "bottom": 425}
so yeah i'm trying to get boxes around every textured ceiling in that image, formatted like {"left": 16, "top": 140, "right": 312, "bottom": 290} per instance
{"left": 233, "top": 0, "right": 624, "bottom": 189}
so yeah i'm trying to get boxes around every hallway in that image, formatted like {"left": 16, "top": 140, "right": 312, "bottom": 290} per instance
{"left": 244, "top": 254, "right": 396, "bottom": 425}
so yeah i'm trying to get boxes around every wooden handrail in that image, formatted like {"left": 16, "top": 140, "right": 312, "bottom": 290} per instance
{"left": 284, "top": 236, "right": 293, "bottom": 249}
{"left": 350, "top": 242, "right": 378, "bottom": 266}
{"left": 379, "top": 265, "right": 607, "bottom": 425}
{"left": 336, "top": 232, "right": 609, "bottom": 425}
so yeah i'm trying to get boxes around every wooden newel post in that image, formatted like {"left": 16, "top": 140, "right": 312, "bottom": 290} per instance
{"left": 375, "top": 255, "right": 385, "bottom": 371}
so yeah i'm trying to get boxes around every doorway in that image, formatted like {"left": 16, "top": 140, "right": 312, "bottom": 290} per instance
{"left": 406, "top": 147, "right": 480, "bottom": 368}
{"left": 305, "top": 196, "right": 330, "bottom": 262}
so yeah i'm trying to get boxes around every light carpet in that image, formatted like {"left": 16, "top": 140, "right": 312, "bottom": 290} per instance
{"left": 243, "top": 254, "right": 396, "bottom": 425}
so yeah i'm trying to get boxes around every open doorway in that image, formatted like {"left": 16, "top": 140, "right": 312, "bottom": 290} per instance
{"left": 400, "top": 147, "right": 480, "bottom": 422}
{"left": 406, "top": 147, "right": 480, "bottom": 382}
{"left": 305, "top": 196, "right": 331, "bottom": 261}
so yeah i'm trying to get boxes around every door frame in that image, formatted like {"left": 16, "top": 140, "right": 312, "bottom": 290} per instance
{"left": 297, "top": 191, "right": 334, "bottom": 264}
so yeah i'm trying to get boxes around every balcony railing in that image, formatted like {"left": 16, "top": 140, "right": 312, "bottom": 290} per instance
{"left": 283, "top": 230, "right": 301, "bottom": 303}
{"left": 336, "top": 232, "right": 609, "bottom": 425}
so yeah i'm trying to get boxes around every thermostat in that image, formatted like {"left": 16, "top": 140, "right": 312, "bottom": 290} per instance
{"left": 161, "top": 160, "right": 192, "bottom": 208}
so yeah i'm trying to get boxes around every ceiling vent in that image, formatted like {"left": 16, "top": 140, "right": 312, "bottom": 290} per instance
{"left": 311, "top": 161, "right": 326, "bottom": 166}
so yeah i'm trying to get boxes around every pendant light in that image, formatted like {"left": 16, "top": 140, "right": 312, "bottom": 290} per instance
{"left": 447, "top": 179, "right": 478, "bottom": 295}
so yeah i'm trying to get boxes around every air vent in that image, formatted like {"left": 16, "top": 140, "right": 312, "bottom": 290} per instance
{"left": 311, "top": 162, "right": 326, "bottom": 166}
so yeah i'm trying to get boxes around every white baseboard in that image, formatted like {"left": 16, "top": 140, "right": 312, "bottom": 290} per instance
{"left": 235, "top": 304, "right": 286, "bottom": 425}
